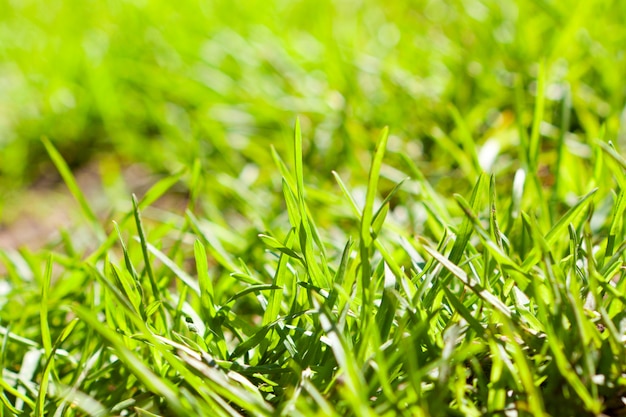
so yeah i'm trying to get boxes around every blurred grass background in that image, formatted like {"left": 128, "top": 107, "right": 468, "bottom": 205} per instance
{"left": 0, "top": 0, "right": 625, "bottom": 221}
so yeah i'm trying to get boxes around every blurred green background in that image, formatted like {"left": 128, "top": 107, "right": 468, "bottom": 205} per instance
{"left": 0, "top": 0, "right": 625, "bottom": 219}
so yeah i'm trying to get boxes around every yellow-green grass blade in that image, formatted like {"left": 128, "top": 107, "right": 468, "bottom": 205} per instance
{"left": 42, "top": 137, "right": 105, "bottom": 241}
{"left": 361, "top": 127, "right": 388, "bottom": 249}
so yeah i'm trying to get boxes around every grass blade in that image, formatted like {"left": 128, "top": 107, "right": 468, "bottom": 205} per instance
{"left": 131, "top": 194, "right": 159, "bottom": 300}
{"left": 41, "top": 137, "right": 105, "bottom": 240}
{"left": 421, "top": 241, "right": 511, "bottom": 318}
{"left": 361, "top": 127, "right": 389, "bottom": 249}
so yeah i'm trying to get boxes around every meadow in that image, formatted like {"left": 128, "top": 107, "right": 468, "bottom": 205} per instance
{"left": 0, "top": 0, "right": 626, "bottom": 415}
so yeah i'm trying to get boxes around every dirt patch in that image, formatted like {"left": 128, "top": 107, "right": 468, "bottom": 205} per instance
{"left": 0, "top": 161, "right": 184, "bottom": 251}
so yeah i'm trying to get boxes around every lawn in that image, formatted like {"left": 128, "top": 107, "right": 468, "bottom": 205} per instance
{"left": 1, "top": 0, "right": 626, "bottom": 416}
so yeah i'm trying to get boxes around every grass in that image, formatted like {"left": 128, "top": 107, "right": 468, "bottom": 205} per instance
{"left": 1, "top": 0, "right": 626, "bottom": 416}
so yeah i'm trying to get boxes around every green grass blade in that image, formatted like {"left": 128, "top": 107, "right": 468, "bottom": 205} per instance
{"left": 110, "top": 262, "right": 142, "bottom": 314}
{"left": 421, "top": 242, "right": 511, "bottom": 318}
{"left": 499, "top": 316, "right": 547, "bottom": 416}
{"left": 259, "top": 233, "right": 304, "bottom": 263}
{"left": 361, "top": 127, "right": 388, "bottom": 249}
{"left": 34, "top": 255, "right": 53, "bottom": 416}
{"left": 36, "top": 318, "right": 79, "bottom": 416}
{"left": 86, "top": 170, "right": 184, "bottom": 264}
{"left": 544, "top": 188, "right": 597, "bottom": 244}
{"left": 263, "top": 229, "right": 296, "bottom": 326}
{"left": 131, "top": 194, "right": 159, "bottom": 300}
{"left": 449, "top": 173, "right": 487, "bottom": 264}
{"left": 332, "top": 171, "right": 362, "bottom": 218}
{"left": 145, "top": 241, "right": 200, "bottom": 296}
{"left": 187, "top": 210, "right": 239, "bottom": 273}
{"left": 71, "top": 305, "right": 189, "bottom": 415}
{"left": 41, "top": 137, "right": 105, "bottom": 240}
{"left": 598, "top": 140, "right": 626, "bottom": 170}
{"left": 605, "top": 189, "right": 626, "bottom": 259}
{"left": 113, "top": 221, "right": 140, "bottom": 281}
{"left": 521, "top": 188, "right": 597, "bottom": 270}
{"left": 40, "top": 255, "right": 53, "bottom": 356}
{"left": 194, "top": 240, "right": 217, "bottom": 320}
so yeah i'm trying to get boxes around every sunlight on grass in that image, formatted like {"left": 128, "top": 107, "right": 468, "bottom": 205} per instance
{"left": 1, "top": 0, "right": 626, "bottom": 416}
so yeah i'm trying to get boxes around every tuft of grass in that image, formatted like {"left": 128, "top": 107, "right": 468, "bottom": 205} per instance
{"left": 2, "top": 119, "right": 625, "bottom": 415}
{"left": 1, "top": 1, "right": 626, "bottom": 416}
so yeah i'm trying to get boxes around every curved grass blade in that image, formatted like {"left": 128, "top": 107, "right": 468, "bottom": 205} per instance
{"left": 145, "top": 240, "right": 200, "bottom": 296}
{"left": 71, "top": 306, "right": 189, "bottom": 415}
{"left": 521, "top": 188, "right": 597, "bottom": 270}
{"left": 361, "top": 127, "right": 388, "bottom": 249}
{"left": 35, "top": 318, "right": 79, "bottom": 416}
{"left": 86, "top": 170, "right": 184, "bottom": 263}
{"left": 448, "top": 173, "right": 487, "bottom": 264}
{"left": 42, "top": 137, "right": 105, "bottom": 240}
{"left": 194, "top": 240, "right": 217, "bottom": 319}
{"left": 131, "top": 194, "right": 160, "bottom": 301}
{"left": 421, "top": 242, "right": 511, "bottom": 318}
{"left": 263, "top": 229, "right": 297, "bottom": 326}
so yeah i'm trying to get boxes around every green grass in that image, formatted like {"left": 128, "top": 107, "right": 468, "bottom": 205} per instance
{"left": 1, "top": 0, "right": 626, "bottom": 416}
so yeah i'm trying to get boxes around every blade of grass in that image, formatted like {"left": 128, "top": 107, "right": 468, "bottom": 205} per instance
{"left": 86, "top": 170, "right": 184, "bottom": 264}
{"left": 194, "top": 240, "right": 217, "bottom": 320}
{"left": 131, "top": 194, "right": 160, "bottom": 302}
{"left": 421, "top": 241, "right": 511, "bottom": 318}
{"left": 263, "top": 229, "right": 297, "bottom": 326}
{"left": 34, "top": 255, "right": 53, "bottom": 416}
{"left": 521, "top": 188, "right": 597, "bottom": 270}
{"left": 361, "top": 127, "right": 388, "bottom": 249}
{"left": 36, "top": 318, "right": 79, "bottom": 416}
{"left": 71, "top": 305, "right": 189, "bottom": 415}
{"left": 41, "top": 137, "right": 105, "bottom": 240}
{"left": 449, "top": 173, "right": 487, "bottom": 264}
{"left": 145, "top": 240, "right": 200, "bottom": 296}
{"left": 359, "top": 127, "right": 389, "bottom": 335}
{"left": 40, "top": 255, "right": 53, "bottom": 356}
{"left": 604, "top": 189, "right": 626, "bottom": 260}
{"left": 291, "top": 119, "right": 330, "bottom": 288}
{"left": 187, "top": 211, "right": 239, "bottom": 273}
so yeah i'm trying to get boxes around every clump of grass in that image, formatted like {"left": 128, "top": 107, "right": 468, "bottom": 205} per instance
{"left": 1, "top": 3, "right": 626, "bottom": 415}
{"left": 0, "top": 112, "right": 625, "bottom": 416}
